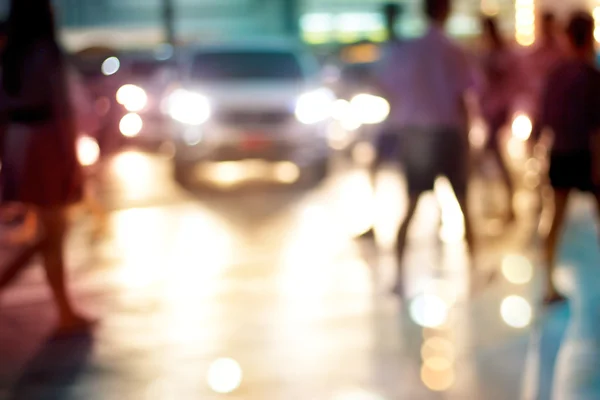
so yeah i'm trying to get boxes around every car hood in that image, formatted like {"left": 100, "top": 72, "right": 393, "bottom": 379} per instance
{"left": 182, "top": 81, "right": 316, "bottom": 110}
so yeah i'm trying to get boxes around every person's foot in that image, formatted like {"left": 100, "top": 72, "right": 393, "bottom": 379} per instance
{"left": 56, "top": 313, "right": 96, "bottom": 337}
{"left": 542, "top": 291, "right": 568, "bottom": 306}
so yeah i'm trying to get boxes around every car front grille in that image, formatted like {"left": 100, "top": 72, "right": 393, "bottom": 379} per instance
{"left": 215, "top": 109, "right": 293, "bottom": 126}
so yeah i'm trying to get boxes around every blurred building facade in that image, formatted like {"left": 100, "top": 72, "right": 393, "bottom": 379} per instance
{"left": 0, "top": 0, "right": 593, "bottom": 49}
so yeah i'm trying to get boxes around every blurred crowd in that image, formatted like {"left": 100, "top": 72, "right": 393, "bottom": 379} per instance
{"left": 0, "top": 0, "right": 599, "bottom": 335}
{"left": 369, "top": 1, "right": 599, "bottom": 304}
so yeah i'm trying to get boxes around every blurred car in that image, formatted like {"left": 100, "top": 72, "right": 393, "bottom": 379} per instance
{"left": 115, "top": 48, "right": 177, "bottom": 146}
{"left": 70, "top": 47, "right": 124, "bottom": 157}
{"left": 168, "top": 41, "right": 332, "bottom": 186}
{"left": 326, "top": 49, "right": 390, "bottom": 159}
{"left": 71, "top": 46, "right": 177, "bottom": 154}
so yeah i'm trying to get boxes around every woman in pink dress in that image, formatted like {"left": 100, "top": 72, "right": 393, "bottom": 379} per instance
{"left": 0, "top": 0, "right": 91, "bottom": 333}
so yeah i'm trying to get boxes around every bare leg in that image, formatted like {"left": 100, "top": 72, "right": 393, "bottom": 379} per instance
{"left": 490, "top": 142, "right": 516, "bottom": 221}
{"left": 393, "top": 193, "right": 421, "bottom": 295}
{"left": 455, "top": 193, "right": 476, "bottom": 263}
{"left": 37, "top": 208, "right": 89, "bottom": 329}
{"left": 543, "top": 189, "right": 570, "bottom": 303}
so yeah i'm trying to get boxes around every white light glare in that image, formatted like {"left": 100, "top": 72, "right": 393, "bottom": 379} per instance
{"left": 116, "top": 84, "right": 148, "bottom": 112}
{"left": 501, "top": 296, "right": 533, "bottom": 328}
{"left": 168, "top": 89, "right": 211, "bottom": 126}
{"left": 207, "top": 358, "right": 243, "bottom": 394}
{"left": 119, "top": 113, "right": 143, "bottom": 137}
{"left": 77, "top": 135, "right": 100, "bottom": 166}
{"left": 512, "top": 113, "right": 532, "bottom": 141}
{"left": 350, "top": 93, "right": 390, "bottom": 124}
{"left": 295, "top": 88, "right": 335, "bottom": 124}
{"left": 101, "top": 57, "right": 120, "bottom": 76}
{"left": 410, "top": 294, "right": 450, "bottom": 328}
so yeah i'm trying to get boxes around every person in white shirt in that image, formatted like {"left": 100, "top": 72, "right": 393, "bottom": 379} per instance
{"left": 376, "top": 0, "right": 488, "bottom": 296}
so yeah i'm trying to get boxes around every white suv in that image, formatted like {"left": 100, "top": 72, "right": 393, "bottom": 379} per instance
{"left": 168, "top": 41, "right": 332, "bottom": 186}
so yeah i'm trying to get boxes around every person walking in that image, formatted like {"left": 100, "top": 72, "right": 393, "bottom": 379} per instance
{"left": 476, "top": 16, "right": 522, "bottom": 222}
{"left": 0, "top": 0, "right": 91, "bottom": 333}
{"left": 535, "top": 12, "right": 600, "bottom": 305}
{"left": 359, "top": 2, "right": 403, "bottom": 239}
{"left": 376, "top": 0, "right": 489, "bottom": 296}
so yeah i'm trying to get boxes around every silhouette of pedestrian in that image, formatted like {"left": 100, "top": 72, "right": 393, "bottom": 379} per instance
{"left": 0, "top": 0, "right": 92, "bottom": 333}
{"left": 376, "top": 0, "right": 491, "bottom": 296}
{"left": 535, "top": 11, "right": 600, "bottom": 305}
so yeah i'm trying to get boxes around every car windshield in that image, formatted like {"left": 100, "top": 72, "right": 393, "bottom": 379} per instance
{"left": 191, "top": 50, "right": 303, "bottom": 81}
{"left": 129, "top": 60, "right": 163, "bottom": 78}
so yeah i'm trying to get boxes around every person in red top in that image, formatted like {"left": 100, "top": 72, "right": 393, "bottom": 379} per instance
{"left": 0, "top": 0, "right": 92, "bottom": 333}
{"left": 535, "top": 11, "right": 600, "bottom": 305}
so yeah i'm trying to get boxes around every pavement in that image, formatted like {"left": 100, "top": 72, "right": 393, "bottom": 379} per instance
{"left": 0, "top": 149, "right": 599, "bottom": 399}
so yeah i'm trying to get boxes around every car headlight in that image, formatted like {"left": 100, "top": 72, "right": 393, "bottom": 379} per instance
{"left": 350, "top": 94, "right": 390, "bottom": 125}
{"left": 295, "top": 88, "right": 335, "bottom": 125}
{"left": 120, "top": 113, "right": 143, "bottom": 137}
{"left": 116, "top": 84, "right": 148, "bottom": 112}
{"left": 77, "top": 135, "right": 100, "bottom": 167}
{"left": 167, "top": 89, "right": 211, "bottom": 126}
{"left": 511, "top": 113, "right": 532, "bottom": 141}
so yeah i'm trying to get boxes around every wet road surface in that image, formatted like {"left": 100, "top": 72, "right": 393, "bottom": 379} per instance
{"left": 0, "top": 149, "right": 598, "bottom": 399}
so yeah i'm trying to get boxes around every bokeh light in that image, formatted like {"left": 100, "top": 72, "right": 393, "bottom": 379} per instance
{"left": 512, "top": 113, "right": 532, "bottom": 141}
{"left": 101, "top": 56, "right": 120, "bottom": 76}
{"left": 349, "top": 93, "right": 390, "bottom": 125}
{"left": 501, "top": 255, "right": 534, "bottom": 285}
{"left": 116, "top": 84, "right": 148, "bottom": 112}
{"left": 421, "top": 362, "right": 455, "bottom": 392}
{"left": 410, "top": 294, "right": 450, "bottom": 328}
{"left": 119, "top": 113, "right": 143, "bottom": 137}
{"left": 273, "top": 161, "right": 301, "bottom": 184}
{"left": 77, "top": 135, "right": 100, "bottom": 167}
{"left": 207, "top": 358, "right": 243, "bottom": 394}
{"left": 501, "top": 296, "right": 533, "bottom": 328}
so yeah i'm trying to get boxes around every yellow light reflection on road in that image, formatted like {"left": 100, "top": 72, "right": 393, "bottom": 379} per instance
{"left": 113, "top": 208, "right": 169, "bottom": 289}
{"left": 507, "top": 137, "right": 527, "bottom": 159}
{"left": 273, "top": 161, "right": 300, "bottom": 184}
{"left": 421, "top": 337, "right": 455, "bottom": 363}
{"left": 421, "top": 362, "right": 455, "bottom": 392}
{"left": 112, "top": 151, "right": 154, "bottom": 200}
{"left": 410, "top": 294, "right": 450, "bottom": 328}
{"left": 207, "top": 358, "right": 243, "bottom": 394}
{"left": 501, "top": 255, "right": 533, "bottom": 285}
{"left": 501, "top": 296, "right": 533, "bottom": 328}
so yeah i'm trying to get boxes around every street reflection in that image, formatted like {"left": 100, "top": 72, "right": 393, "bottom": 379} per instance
{"left": 207, "top": 358, "right": 243, "bottom": 394}
{"left": 501, "top": 296, "right": 533, "bottom": 328}
{"left": 112, "top": 151, "right": 155, "bottom": 200}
